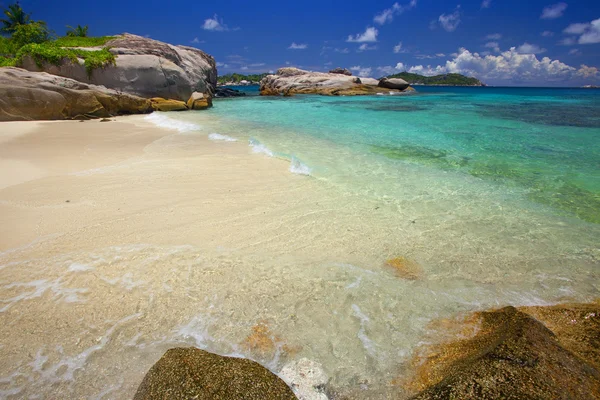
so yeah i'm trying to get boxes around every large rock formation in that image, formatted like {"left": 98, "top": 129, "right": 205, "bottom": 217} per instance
{"left": 0, "top": 67, "right": 152, "bottom": 121}
{"left": 259, "top": 68, "right": 413, "bottom": 96}
{"left": 133, "top": 347, "right": 297, "bottom": 400}
{"left": 329, "top": 67, "right": 352, "bottom": 76}
{"left": 20, "top": 34, "right": 217, "bottom": 102}
{"left": 410, "top": 303, "right": 600, "bottom": 399}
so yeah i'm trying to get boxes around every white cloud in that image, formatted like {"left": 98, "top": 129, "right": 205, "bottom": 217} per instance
{"left": 393, "top": 42, "right": 406, "bottom": 53}
{"left": 575, "top": 18, "right": 600, "bottom": 44}
{"left": 203, "top": 14, "right": 228, "bottom": 31}
{"left": 408, "top": 64, "right": 447, "bottom": 76}
{"left": 568, "top": 48, "right": 581, "bottom": 55}
{"left": 516, "top": 42, "right": 546, "bottom": 54}
{"left": 395, "top": 62, "right": 406, "bottom": 70}
{"left": 248, "top": 63, "right": 266, "bottom": 67}
{"left": 347, "top": 27, "right": 378, "bottom": 43}
{"left": 438, "top": 9, "right": 461, "bottom": 32}
{"left": 484, "top": 41, "right": 500, "bottom": 52}
{"left": 540, "top": 3, "right": 567, "bottom": 19}
{"left": 481, "top": 0, "right": 492, "bottom": 9}
{"left": 240, "top": 66, "right": 248, "bottom": 70}
{"left": 577, "top": 65, "right": 599, "bottom": 78}
{"left": 358, "top": 43, "right": 377, "bottom": 51}
{"left": 191, "top": 37, "right": 205, "bottom": 44}
{"left": 350, "top": 66, "right": 373, "bottom": 77}
{"left": 563, "top": 22, "right": 590, "bottom": 35}
{"left": 216, "top": 62, "right": 229, "bottom": 68}
{"left": 288, "top": 42, "right": 308, "bottom": 50}
{"left": 335, "top": 48, "right": 350, "bottom": 53}
{"left": 541, "top": 30, "right": 554, "bottom": 37}
{"left": 377, "top": 65, "right": 403, "bottom": 75}
{"left": 485, "top": 33, "right": 502, "bottom": 40}
{"left": 558, "top": 37, "right": 577, "bottom": 45}
{"left": 374, "top": 1, "right": 417, "bottom": 25}
{"left": 406, "top": 47, "right": 598, "bottom": 83}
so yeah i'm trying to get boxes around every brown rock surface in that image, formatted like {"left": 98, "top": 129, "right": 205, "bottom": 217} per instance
{"left": 0, "top": 67, "right": 151, "bottom": 121}
{"left": 385, "top": 257, "right": 423, "bottom": 280}
{"left": 133, "top": 347, "right": 297, "bottom": 400}
{"left": 150, "top": 97, "right": 188, "bottom": 112}
{"left": 409, "top": 304, "right": 600, "bottom": 400}
{"left": 186, "top": 91, "right": 213, "bottom": 110}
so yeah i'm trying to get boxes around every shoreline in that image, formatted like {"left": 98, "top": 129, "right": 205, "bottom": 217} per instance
{"left": 0, "top": 114, "right": 598, "bottom": 399}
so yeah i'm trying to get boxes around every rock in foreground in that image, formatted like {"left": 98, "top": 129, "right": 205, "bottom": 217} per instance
{"left": 20, "top": 33, "right": 217, "bottom": 102}
{"left": 411, "top": 303, "right": 600, "bottom": 399}
{"left": 0, "top": 67, "right": 151, "bottom": 121}
{"left": 260, "top": 68, "right": 412, "bottom": 96}
{"left": 134, "top": 347, "right": 297, "bottom": 400}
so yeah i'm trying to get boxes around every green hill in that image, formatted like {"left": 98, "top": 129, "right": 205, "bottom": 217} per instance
{"left": 386, "top": 72, "right": 484, "bottom": 86}
{"left": 217, "top": 73, "right": 268, "bottom": 85}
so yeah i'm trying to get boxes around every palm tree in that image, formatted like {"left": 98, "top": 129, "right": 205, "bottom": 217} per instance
{"left": 0, "top": 2, "right": 31, "bottom": 35}
{"left": 66, "top": 24, "right": 88, "bottom": 37}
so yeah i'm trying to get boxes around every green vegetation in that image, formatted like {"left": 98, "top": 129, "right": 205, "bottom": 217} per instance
{"left": 53, "top": 35, "right": 114, "bottom": 47}
{"left": 386, "top": 72, "right": 484, "bottom": 86}
{"left": 0, "top": 2, "right": 116, "bottom": 76}
{"left": 17, "top": 43, "right": 115, "bottom": 76}
{"left": 66, "top": 24, "right": 88, "bottom": 37}
{"left": 217, "top": 72, "right": 269, "bottom": 84}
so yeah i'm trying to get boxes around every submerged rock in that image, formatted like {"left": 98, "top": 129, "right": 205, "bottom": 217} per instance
{"left": 0, "top": 67, "right": 152, "bottom": 121}
{"left": 410, "top": 304, "right": 600, "bottom": 399}
{"left": 259, "top": 67, "right": 413, "bottom": 96}
{"left": 215, "top": 87, "right": 247, "bottom": 97}
{"left": 279, "top": 358, "right": 328, "bottom": 400}
{"left": 134, "top": 347, "right": 297, "bottom": 400}
{"left": 385, "top": 257, "right": 423, "bottom": 280}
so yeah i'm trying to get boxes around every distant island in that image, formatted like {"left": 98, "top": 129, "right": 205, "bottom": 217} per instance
{"left": 218, "top": 71, "right": 485, "bottom": 87}
{"left": 385, "top": 72, "right": 485, "bottom": 86}
{"left": 217, "top": 73, "right": 267, "bottom": 86}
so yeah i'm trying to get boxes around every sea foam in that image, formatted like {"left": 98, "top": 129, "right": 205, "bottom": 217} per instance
{"left": 249, "top": 138, "right": 274, "bottom": 157}
{"left": 144, "top": 113, "right": 201, "bottom": 133}
{"left": 290, "top": 157, "right": 312, "bottom": 176}
{"left": 208, "top": 133, "right": 237, "bottom": 142}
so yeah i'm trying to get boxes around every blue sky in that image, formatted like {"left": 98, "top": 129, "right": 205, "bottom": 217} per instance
{"left": 7, "top": 0, "right": 600, "bottom": 86}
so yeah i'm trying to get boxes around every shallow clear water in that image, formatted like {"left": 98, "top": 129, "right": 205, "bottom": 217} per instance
{"left": 210, "top": 86, "right": 600, "bottom": 224}
{"left": 1, "top": 87, "right": 599, "bottom": 399}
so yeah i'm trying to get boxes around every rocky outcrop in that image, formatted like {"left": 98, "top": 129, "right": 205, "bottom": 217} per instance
{"left": 150, "top": 98, "right": 188, "bottom": 112}
{"left": 133, "top": 347, "right": 297, "bottom": 400}
{"left": 379, "top": 77, "right": 410, "bottom": 90}
{"left": 186, "top": 92, "right": 212, "bottom": 110}
{"left": 410, "top": 303, "right": 600, "bottom": 399}
{"left": 259, "top": 68, "right": 413, "bottom": 96}
{"left": 20, "top": 34, "right": 217, "bottom": 102}
{"left": 0, "top": 67, "right": 151, "bottom": 121}
{"left": 329, "top": 67, "right": 352, "bottom": 76}
{"left": 215, "top": 87, "right": 247, "bottom": 97}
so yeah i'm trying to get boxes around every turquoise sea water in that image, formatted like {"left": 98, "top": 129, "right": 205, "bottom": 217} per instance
{"left": 214, "top": 86, "right": 600, "bottom": 224}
